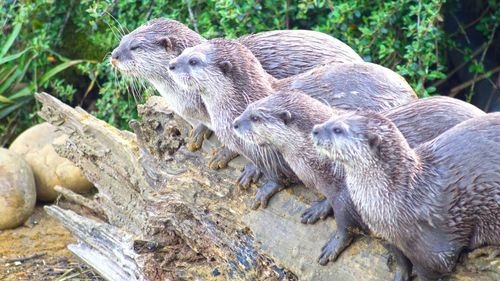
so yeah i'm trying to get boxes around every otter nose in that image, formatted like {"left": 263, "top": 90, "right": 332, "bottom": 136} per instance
{"left": 312, "top": 127, "right": 320, "bottom": 136}
{"left": 233, "top": 119, "right": 240, "bottom": 130}
{"left": 111, "top": 49, "right": 120, "bottom": 60}
{"left": 110, "top": 49, "right": 120, "bottom": 66}
{"left": 169, "top": 61, "right": 176, "bottom": 71}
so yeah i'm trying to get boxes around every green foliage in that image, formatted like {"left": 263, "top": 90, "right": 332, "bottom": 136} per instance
{"left": 0, "top": 0, "right": 497, "bottom": 144}
{"left": 0, "top": 6, "right": 86, "bottom": 145}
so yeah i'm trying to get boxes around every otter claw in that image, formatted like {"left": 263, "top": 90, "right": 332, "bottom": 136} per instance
{"left": 186, "top": 124, "right": 212, "bottom": 152}
{"left": 208, "top": 146, "right": 238, "bottom": 170}
{"left": 237, "top": 163, "right": 262, "bottom": 189}
{"left": 318, "top": 231, "right": 353, "bottom": 265}
{"left": 251, "top": 181, "right": 284, "bottom": 209}
{"left": 301, "top": 199, "right": 334, "bottom": 224}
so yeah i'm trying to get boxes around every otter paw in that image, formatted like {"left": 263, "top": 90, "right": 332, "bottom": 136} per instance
{"left": 251, "top": 181, "right": 284, "bottom": 209}
{"left": 301, "top": 199, "right": 334, "bottom": 224}
{"left": 318, "top": 231, "right": 353, "bottom": 265}
{"left": 186, "top": 124, "right": 212, "bottom": 152}
{"left": 208, "top": 146, "right": 238, "bottom": 170}
{"left": 236, "top": 163, "right": 262, "bottom": 189}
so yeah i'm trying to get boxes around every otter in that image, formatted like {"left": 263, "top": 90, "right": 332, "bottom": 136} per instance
{"left": 312, "top": 111, "right": 500, "bottom": 281}
{"left": 232, "top": 92, "right": 485, "bottom": 272}
{"left": 168, "top": 38, "right": 416, "bottom": 209}
{"left": 304, "top": 94, "right": 489, "bottom": 224}
{"left": 110, "top": 18, "right": 362, "bottom": 163}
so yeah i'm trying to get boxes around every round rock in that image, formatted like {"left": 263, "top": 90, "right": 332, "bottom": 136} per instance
{"left": 9, "top": 122, "right": 93, "bottom": 202}
{"left": 0, "top": 148, "right": 36, "bottom": 230}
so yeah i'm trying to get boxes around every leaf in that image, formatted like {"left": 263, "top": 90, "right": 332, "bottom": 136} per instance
{"left": 9, "top": 60, "right": 85, "bottom": 99}
{"left": 0, "top": 67, "right": 22, "bottom": 95}
{"left": 0, "top": 48, "right": 30, "bottom": 65}
{"left": 0, "top": 22, "right": 22, "bottom": 59}
{"left": 0, "top": 95, "right": 13, "bottom": 103}
{"left": 0, "top": 97, "right": 31, "bottom": 119}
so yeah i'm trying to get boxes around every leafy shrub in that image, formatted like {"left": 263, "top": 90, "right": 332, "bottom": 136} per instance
{"left": 0, "top": 0, "right": 497, "bottom": 144}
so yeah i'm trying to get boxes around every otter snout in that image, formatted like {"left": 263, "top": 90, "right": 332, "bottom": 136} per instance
{"left": 312, "top": 123, "right": 333, "bottom": 147}
{"left": 110, "top": 44, "right": 133, "bottom": 67}
{"left": 168, "top": 58, "right": 187, "bottom": 74}
{"left": 232, "top": 117, "right": 244, "bottom": 131}
{"left": 313, "top": 121, "right": 345, "bottom": 141}
{"left": 232, "top": 116, "right": 252, "bottom": 136}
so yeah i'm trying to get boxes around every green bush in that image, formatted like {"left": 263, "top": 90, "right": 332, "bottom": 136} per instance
{"left": 0, "top": 0, "right": 497, "bottom": 145}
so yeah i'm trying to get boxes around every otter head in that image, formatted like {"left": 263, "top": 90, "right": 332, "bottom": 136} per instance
{"left": 232, "top": 93, "right": 293, "bottom": 147}
{"left": 233, "top": 91, "right": 333, "bottom": 150}
{"left": 168, "top": 38, "right": 273, "bottom": 98}
{"left": 312, "top": 111, "right": 395, "bottom": 167}
{"left": 110, "top": 18, "right": 204, "bottom": 81}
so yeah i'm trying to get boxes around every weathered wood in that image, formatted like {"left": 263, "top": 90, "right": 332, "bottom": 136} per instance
{"left": 35, "top": 92, "right": 499, "bottom": 281}
{"left": 44, "top": 205, "right": 142, "bottom": 281}
{"left": 54, "top": 185, "right": 103, "bottom": 213}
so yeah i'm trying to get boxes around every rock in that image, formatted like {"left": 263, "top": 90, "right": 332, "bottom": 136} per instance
{"left": 9, "top": 123, "right": 93, "bottom": 202}
{"left": 0, "top": 148, "right": 36, "bottom": 230}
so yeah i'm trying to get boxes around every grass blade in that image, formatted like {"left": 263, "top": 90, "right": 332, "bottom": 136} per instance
{"left": 0, "top": 48, "right": 30, "bottom": 65}
{"left": 0, "top": 22, "right": 22, "bottom": 58}
{"left": 9, "top": 59, "right": 85, "bottom": 99}
{"left": 0, "top": 67, "right": 21, "bottom": 96}
{"left": 0, "top": 97, "right": 31, "bottom": 119}
{"left": 0, "top": 95, "right": 13, "bottom": 103}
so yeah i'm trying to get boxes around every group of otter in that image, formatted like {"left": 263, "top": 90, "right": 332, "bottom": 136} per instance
{"left": 111, "top": 19, "right": 499, "bottom": 281}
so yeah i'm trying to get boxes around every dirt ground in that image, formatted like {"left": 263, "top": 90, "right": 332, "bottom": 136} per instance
{"left": 0, "top": 205, "right": 102, "bottom": 281}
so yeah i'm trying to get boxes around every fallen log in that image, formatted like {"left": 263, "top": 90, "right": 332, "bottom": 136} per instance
{"left": 35, "top": 92, "right": 499, "bottom": 281}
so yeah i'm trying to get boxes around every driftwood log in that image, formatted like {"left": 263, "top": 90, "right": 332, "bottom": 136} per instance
{"left": 35, "top": 92, "right": 499, "bottom": 281}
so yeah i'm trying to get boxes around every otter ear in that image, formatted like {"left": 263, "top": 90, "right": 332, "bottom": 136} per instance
{"left": 218, "top": 61, "right": 233, "bottom": 74}
{"left": 278, "top": 110, "right": 292, "bottom": 125}
{"left": 158, "top": 37, "right": 173, "bottom": 51}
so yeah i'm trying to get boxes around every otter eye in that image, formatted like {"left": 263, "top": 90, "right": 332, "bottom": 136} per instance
{"left": 332, "top": 127, "right": 343, "bottom": 134}
{"left": 250, "top": 115, "right": 260, "bottom": 122}
{"left": 189, "top": 58, "right": 199, "bottom": 66}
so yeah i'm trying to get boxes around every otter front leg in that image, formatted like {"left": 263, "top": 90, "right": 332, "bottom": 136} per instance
{"left": 237, "top": 163, "right": 262, "bottom": 189}
{"left": 208, "top": 146, "right": 239, "bottom": 170}
{"left": 186, "top": 124, "right": 212, "bottom": 152}
{"left": 251, "top": 180, "right": 285, "bottom": 209}
{"left": 301, "top": 199, "right": 334, "bottom": 224}
{"left": 318, "top": 196, "right": 365, "bottom": 265}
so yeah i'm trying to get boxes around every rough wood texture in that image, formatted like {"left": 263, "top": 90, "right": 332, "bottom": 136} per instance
{"left": 35, "top": 92, "right": 499, "bottom": 281}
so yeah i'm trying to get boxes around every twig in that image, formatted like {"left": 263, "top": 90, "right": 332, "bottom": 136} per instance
{"left": 57, "top": 0, "right": 75, "bottom": 42}
{"left": 449, "top": 65, "right": 500, "bottom": 97}
{"left": 466, "top": 24, "right": 497, "bottom": 100}
{"left": 80, "top": 70, "right": 97, "bottom": 106}
{"left": 2, "top": 252, "right": 46, "bottom": 264}
{"left": 449, "top": 7, "right": 491, "bottom": 38}
{"left": 0, "top": 110, "right": 20, "bottom": 147}
{"left": 483, "top": 74, "right": 499, "bottom": 111}
{"left": 285, "top": 0, "right": 290, "bottom": 29}
{"left": 145, "top": 0, "right": 155, "bottom": 21}
{"left": 187, "top": 1, "right": 199, "bottom": 33}
{"left": 432, "top": 43, "right": 488, "bottom": 88}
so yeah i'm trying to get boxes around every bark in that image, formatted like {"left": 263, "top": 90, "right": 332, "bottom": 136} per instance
{"left": 35, "top": 92, "right": 499, "bottom": 281}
